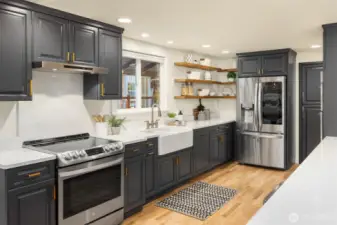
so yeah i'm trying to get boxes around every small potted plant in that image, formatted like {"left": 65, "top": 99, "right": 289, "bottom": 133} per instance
{"left": 227, "top": 71, "right": 237, "bottom": 82}
{"left": 166, "top": 112, "right": 177, "bottom": 125}
{"left": 108, "top": 115, "right": 126, "bottom": 135}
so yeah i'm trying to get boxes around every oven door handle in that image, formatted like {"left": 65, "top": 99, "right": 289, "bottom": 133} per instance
{"left": 58, "top": 157, "right": 123, "bottom": 180}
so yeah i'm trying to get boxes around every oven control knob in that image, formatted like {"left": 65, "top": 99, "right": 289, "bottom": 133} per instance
{"left": 64, "top": 153, "right": 72, "bottom": 160}
{"left": 72, "top": 152, "right": 79, "bottom": 159}
{"left": 79, "top": 150, "right": 86, "bottom": 157}
{"left": 109, "top": 143, "right": 117, "bottom": 151}
{"left": 104, "top": 146, "right": 111, "bottom": 152}
{"left": 116, "top": 142, "right": 124, "bottom": 150}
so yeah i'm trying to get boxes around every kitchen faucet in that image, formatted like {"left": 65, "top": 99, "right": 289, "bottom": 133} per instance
{"left": 145, "top": 103, "right": 162, "bottom": 129}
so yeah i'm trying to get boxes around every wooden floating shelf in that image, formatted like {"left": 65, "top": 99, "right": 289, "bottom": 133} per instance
{"left": 174, "top": 96, "right": 236, "bottom": 99}
{"left": 174, "top": 79, "right": 235, "bottom": 85}
{"left": 174, "top": 62, "right": 220, "bottom": 71}
{"left": 174, "top": 62, "right": 237, "bottom": 72}
{"left": 217, "top": 68, "right": 238, "bottom": 72}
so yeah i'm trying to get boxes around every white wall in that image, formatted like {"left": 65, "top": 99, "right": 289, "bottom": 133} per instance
{"left": 294, "top": 51, "right": 323, "bottom": 163}
{"left": 0, "top": 37, "right": 236, "bottom": 139}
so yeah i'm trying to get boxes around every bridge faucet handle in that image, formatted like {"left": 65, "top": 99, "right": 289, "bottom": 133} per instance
{"left": 144, "top": 121, "right": 150, "bottom": 129}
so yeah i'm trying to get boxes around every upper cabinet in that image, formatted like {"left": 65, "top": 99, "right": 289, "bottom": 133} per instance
{"left": 32, "top": 12, "right": 68, "bottom": 62}
{"left": 261, "top": 54, "right": 287, "bottom": 76}
{"left": 0, "top": 4, "right": 32, "bottom": 101}
{"left": 98, "top": 30, "right": 122, "bottom": 99}
{"left": 237, "top": 49, "right": 295, "bottom": 77}
{"left": 0, "top": 0, "right": 124, "bottom": 101}
{"left": 238, "top": 56, "right": 261, "bottom": 77}
{"left": 69, "top": 22, "right": 99, "bottom": 66}
{"left": 33, "top": 13, "right": 99, "bottom": 66}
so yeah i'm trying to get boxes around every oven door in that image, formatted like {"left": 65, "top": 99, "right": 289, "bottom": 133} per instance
{"left": 58, "top": 154, "right": 124, "bottom": 225}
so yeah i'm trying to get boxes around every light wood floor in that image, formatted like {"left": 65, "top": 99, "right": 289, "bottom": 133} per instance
{"left": 123, "top": 162, "right": 298, "bottom": 225}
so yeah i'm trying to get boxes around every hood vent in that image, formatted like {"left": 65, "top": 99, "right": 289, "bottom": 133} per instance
{"left": 32, "top": 61, "right": 109, "bottom": 75}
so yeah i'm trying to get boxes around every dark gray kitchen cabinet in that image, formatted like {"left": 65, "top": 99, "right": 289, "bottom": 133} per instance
{"left": 99, "top": 29, "right": 122, "bottom": 99}
{"left": 157, "top": 154, "right": 176, "bottom": 191}
{"left": 32, "top": 12, "right": 69, "bottom": 62}
{"left": 301, "top": 106, "right": 321, "bottom": 161}
{"left": 237, "top": 50, "right": 294, "bottom": 77}
{"left": 124, "top": 155, "right": 145, "bottom": 213}
{"left": 144, "top": 138, "right": 158, "bottom": 198}
{"left": 8, "top": 179, "right": 55, "bottom": 225}
{"left": 83, "top": 29, "right": 122, "bottom": 100}
{"left": 218, "top": 133, "right": 228, "bottom": 163}
{"left": 209, "top": 130, "right": 220, "bottom": 167}
{"left": 238, "top": 56, "right": 261, "bottom": 77}
{"left": 177, "top": 148, "right": 192, "bottom": 182}
{"left": 193, "top": 128, "right": 210, "bottom": 175}
{"left": 0, "top": 4, "right": 32, "bottom": 101}
{"left": 69, "top": 22, "right": 99, "bottom": 66}
{"left": 261, "top": 54, "right": 287, "bottom": 76}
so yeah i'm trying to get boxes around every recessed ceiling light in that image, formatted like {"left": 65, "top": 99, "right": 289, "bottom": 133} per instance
{"left": 311, "top": 44, "right": 321, "bottom": 49}
{"left": 141, "top": 33, "right": 149, "bottom": 38}
{"left": 167, "top": 40, "right": 174, "bottom": 44}
{"left": 202, "top": 44, "right": 211, "bottom": 48}
{"left": 117, "top": 17, "right": 132, "bottom": 24}
{"left": 221, "top": 50, "right": 230, "bottom": 54}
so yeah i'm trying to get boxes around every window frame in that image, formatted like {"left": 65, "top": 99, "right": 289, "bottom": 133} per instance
{"left": 117, "top": 50, "right": 166, "bottom": 114}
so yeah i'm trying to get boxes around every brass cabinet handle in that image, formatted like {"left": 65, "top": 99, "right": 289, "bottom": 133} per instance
{"left": 257, "top": 69, "right": 261, "bottom": 75}
{"left": 67, "top": 52, "right": 70, "bottom": 62}
{"left": 176, "top": 156, "right": 180, "bottom": 165}
{"left": 133, "top": 149, "right": 139, "bottom": 152}
{"left": 29, "top": 80, "right": 33, "bottom": 96}
{"left": 100, "top": 83, "right": 105, "bottom": 97}
{"left": 28, "top": 172, "right": 40, "bottom": 178}
{"left": 72, "top": 52, "right": 75, "bottom": 62}
{"left": 218, "top": 136, "right": 224, "bottom": 143}
{"left": 261, "top": 68, "right": 264, "bottom": 74}
{"left": 125, "top": 167, "right": 128, "bottom": 176}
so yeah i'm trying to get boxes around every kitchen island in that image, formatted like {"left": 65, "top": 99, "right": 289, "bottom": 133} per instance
{"left": 247, "top": 137, "right": 337, "bottom": 225}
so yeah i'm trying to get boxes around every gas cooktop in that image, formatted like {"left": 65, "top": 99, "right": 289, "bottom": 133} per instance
{"left": 23, "top": 133, "right": 124, "bottom": 167}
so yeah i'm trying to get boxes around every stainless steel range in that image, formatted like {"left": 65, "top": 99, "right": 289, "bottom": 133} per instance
{"left": 24, "top": 133, "right": 124, "bottom": 225}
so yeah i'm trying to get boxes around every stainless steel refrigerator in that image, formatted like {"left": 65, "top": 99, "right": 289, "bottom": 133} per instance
{"left": 237, "top": 76, "right": 286, "bottom": 169}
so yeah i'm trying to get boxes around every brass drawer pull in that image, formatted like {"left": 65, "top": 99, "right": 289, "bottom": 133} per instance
{"left": 133, "top": 149, "right": 139, "bottom": 152}
{"left": 125, "top": 167, "right": 128, "bottom": 176}
{"left": 100, "top": 83, "right": 105, "bottom": 97}
{"left": 72, "top": 52, "right": 75, "bottom": 62}
{"left": 29, "top": 80, "right": 33, "bottom": 96}
{"left": 67, "top": 52, "right": 70, "bottom": 62}
{"left": 28, "top": 172, "right": 41, "bottom": 178}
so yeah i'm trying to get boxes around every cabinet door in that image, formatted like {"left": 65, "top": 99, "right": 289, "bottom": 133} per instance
{"left": 301, "top": 106, "right": 321, "bottom": 161}
{"left": 32, "top": 12, "right": 68, "bottom": 62}
{"left": 157, "top": 154, "right": 176, "bottom": 191}
{"left": 261, "top": 54, "right": 287, "bottom": 76}
{"left": 124, "top": 155, "right": 145, "bottom": 213}
{"left": 8, "top": 179, "right": 55, "bottom": 225}
{"left": 238, "top": 56, "right": 261, "bottom": 77}
{"left": 145, "top": 151, "right": 156, "bottom": 198}
{"left": 177, "top": 148, "right": 192, "bottom": 182}
{"left": 218, "top": 133, "right": 227, "bottom": 164}
{"left": 99, "top": 29, "right": 122, "bottom": 99}
{"left": 209, "top": 130, "right": 220, "bottom": 167}
{"left": 69, "top": 22, "right": 98, "bottom": 66}
{"left": 193, "top": 129, "right": 210, "bottom": 175}
{"left": 0, "top": 4, "right": 32, "bottom": 101}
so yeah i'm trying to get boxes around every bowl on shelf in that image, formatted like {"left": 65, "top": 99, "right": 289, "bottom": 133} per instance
{"left": 198, "top": 89, "right": 210, "bottom": 96}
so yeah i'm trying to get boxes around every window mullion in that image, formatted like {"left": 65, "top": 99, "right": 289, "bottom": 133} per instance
{"left": 136, "top": 58, "right": 142, "bottom": 109}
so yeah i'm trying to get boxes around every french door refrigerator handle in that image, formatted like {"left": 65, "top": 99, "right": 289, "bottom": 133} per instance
{"left": 320, "top": 71, "right": 323, "bottom": 140}
{"left": 254, "top": 80, "right": 259, "bottom": 131}
{"left": 257, "top": 79, "right": 262, "bottom": 131}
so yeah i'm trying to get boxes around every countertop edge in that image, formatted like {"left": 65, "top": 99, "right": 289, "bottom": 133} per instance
{"left": 0, "top": 155, "right": 56, "bottom": 170}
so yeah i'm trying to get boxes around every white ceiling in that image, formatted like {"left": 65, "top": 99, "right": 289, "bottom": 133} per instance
{"left": 29, "top": 0, "right": 336, "bottom": 58}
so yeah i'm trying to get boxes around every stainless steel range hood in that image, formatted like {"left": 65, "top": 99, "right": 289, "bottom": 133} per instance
{"left": 32, "top": 61, "right": 109, "bottom": 74}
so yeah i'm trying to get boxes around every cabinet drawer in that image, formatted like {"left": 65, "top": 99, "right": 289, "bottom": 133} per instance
{"left": 6, "top": 160, "right": 56, "bottom": 190}
{"left": 125, "top": 142, "right": 146, "bottom": 158}
{"left": 145, "top": 138, "right": 158, "bottom": 153}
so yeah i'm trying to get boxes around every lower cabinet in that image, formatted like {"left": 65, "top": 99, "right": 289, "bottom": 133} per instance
{"left": 8, "top": 179, "right": 55, "bottom": 225}
{"left": 157, "top": 148, "right": 193, "bottom": 191}
{"left": 193, "top": 129, "right": 210, "bottom": 175}
{"left": 124, "top": 155, "right": 145, "bottom": 213}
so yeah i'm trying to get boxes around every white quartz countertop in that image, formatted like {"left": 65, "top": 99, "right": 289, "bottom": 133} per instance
{"left": 0, "top": 137, "right": 56, "bottom": 169}
{"left": 247, "top": 137, "right": 337, "bottom": 225}
{"left": 97, "top": 118, "right": 235, "bottom": 145}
